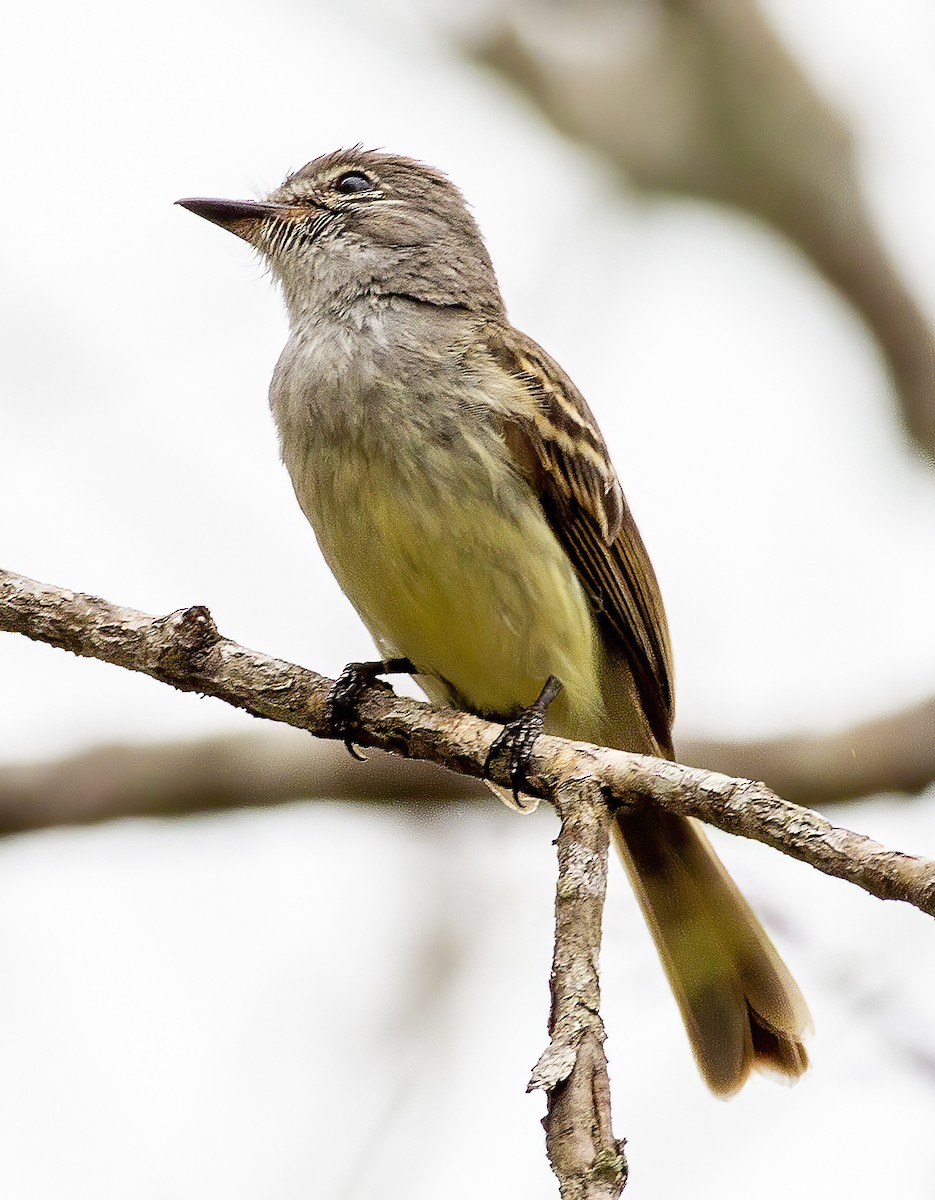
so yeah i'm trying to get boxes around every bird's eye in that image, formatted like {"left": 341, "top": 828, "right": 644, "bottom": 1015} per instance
{"left": 334, "top": 171, "right": 375, "bottom": 195}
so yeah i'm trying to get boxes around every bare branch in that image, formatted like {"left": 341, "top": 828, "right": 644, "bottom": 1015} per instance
{"left": 468, "top": 0, "right": 935, "bottom": 461}
{"left": 530, "top": 781, "right": 627, "bottom": 1199}
{"left": 2, "top": 566, "right": 934, "bottom": 918}
{"left": 5, "top": 565, "right": 935, "bottom": 1193}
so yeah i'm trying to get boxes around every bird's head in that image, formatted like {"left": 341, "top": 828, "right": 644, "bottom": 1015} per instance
{"left": 177, "top": 148, "right": 504, "bottom": 319}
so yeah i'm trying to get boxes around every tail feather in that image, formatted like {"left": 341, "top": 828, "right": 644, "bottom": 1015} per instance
{"left": 613, "top": 808, "right": 809, "bottom": 1096}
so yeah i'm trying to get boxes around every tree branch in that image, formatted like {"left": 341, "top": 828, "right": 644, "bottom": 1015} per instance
{"left": 529, "top": 780, "right": 627, "bottom": 1198}
{"left": 4, "top": 564, "right": 935, "bottom": 1194}
{"left": 2, "top": 567, "right": 934, "bottom": 914}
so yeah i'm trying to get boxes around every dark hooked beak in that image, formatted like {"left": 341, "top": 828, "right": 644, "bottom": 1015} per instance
{"left": 175, "top": 197, "right": 289, "bottom": 242}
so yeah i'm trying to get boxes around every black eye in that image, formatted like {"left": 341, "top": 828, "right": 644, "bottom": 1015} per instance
{"left": 334, "top": 171, "right": 375, "bottom": 195}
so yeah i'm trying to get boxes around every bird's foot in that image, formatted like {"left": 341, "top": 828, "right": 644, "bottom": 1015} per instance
{"left": 327, "top": 657, "right": 415, "bottom": 760}
{"left": 484, "top": 675, "right": 564, "bottom": 805}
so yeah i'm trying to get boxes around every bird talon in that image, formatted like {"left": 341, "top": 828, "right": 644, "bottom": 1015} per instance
{"left": 484, "top": 675, "right": 564, "bottom": 802}
{"left": 326, "top": 657, "right": 415, "bottom": 759}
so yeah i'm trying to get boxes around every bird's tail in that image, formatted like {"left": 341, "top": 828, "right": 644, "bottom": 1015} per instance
{"left": 612, "top": 807, "right": 810, "bottom": 1096}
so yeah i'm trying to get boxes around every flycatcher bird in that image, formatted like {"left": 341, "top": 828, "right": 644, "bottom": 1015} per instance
{"left": 177, "top": 149, "right": 809, "bottom": 1095}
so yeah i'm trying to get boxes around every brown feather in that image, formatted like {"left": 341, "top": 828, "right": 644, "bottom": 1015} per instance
{"left": 479, "top": 321, "right": 810, "bottom": 1095}
{"left": 481, "top": 323, "right": 674, "bottom": 752}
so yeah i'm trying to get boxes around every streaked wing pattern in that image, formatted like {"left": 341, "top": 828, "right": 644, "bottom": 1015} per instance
{"left": 482, "top": 325, "right": 675, "bottom": 752}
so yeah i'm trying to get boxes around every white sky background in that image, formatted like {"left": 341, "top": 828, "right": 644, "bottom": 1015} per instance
{"left": 1, "top": 0, "right": 934, "bottom": 1196}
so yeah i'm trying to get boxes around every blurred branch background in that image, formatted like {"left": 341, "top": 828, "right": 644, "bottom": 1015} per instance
{"left": 1, "top": 0, "right": 934, "bottom": 1196}
{"left": 471, "top": 0, "right": 935, "bottom": 462}
{"left": 1, "top": 689, "right": 933, "bottom": 842}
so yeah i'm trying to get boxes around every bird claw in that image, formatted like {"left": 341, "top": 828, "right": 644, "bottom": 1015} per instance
{"left": 484, "top": 675, "right": 564, "bottom": 805}
{"left": 326, "top": 657, "right": 415, "bottom": 759}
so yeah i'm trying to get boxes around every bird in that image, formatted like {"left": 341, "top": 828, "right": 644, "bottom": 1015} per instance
{"left": 177, "top": 148, "right": 810, "bottom": 1095}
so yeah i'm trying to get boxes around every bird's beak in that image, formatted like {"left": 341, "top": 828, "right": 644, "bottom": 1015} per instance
{"left": 175, "top": 197, "right": 289, "bottom": 243}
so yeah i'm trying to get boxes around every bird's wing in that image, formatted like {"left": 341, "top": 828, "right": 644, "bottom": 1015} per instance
{"left": 481, "top": 323, "right": 675, "bottom": 753}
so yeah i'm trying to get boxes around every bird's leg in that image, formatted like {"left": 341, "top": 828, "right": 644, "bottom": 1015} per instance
{"left": 327, "top": 656, "right": 416, "bottom": 760}
{"left": 484, "top": 675, "right": 564, "bottom": 804}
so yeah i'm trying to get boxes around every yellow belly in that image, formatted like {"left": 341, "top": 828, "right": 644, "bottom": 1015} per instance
{"left": 291, "top": 436, "right": 603, "bottom": 732}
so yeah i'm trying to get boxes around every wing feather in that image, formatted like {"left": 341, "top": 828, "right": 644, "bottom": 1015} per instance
{"left": 481, "top": 324, "right": 675, "bottom": 752}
